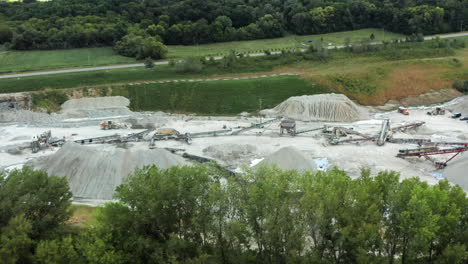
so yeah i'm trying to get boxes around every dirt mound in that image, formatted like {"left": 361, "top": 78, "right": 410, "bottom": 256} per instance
{"left": 27, "top": 143, "right": 188, "bottom": 200}
{"left": 60, "top": 96, "right": 132, "bottom": 118}
{"left": 444, "top": 152, "right": 468, "bottom": 192}
{"left": 260, "top": 94, "right": 368, "bottom": 121}
{"left": 255, "top": 146, "right": 316, "bottom": 172}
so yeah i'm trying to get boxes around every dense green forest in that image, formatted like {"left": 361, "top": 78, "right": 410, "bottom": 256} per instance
{"left": 1, "top": 166, "right": 467, "bottom": 264}
{"left": 0, "top": 0, "right": 467, "bottom": 58}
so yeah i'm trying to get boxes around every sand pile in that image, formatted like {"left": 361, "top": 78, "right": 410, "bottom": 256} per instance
{"left": 447, "top": 95, "right": 468, "bottom": 114}
{"left": 27, "top": 143, "right": 188, "bottom": 200}
{"left": 203, "top": 144, "right": 256, "bottom": 166}
{"left": 255, "top": 146, "right": 316, "bottom": 172}
{"left": 444, "top": 152, "right": 468, "bottom": 192}
{"left": 60, "top": 96, "right": 132, "bottom": 118}
{"left": 260, "top": 94, "right": 368, "bottom": 122}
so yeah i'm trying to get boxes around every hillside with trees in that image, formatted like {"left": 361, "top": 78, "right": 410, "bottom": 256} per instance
{"left": 0, "top": 0, "right": 467, "bottom": 59}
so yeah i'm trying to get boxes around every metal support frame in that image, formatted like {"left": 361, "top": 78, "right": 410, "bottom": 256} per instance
{"left": 397, "top": 147, "right": 468, "bottom": 168}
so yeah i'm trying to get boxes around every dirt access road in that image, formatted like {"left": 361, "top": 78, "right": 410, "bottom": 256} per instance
{"left": 1, "top": 32, "right": 467, "bottom": 80}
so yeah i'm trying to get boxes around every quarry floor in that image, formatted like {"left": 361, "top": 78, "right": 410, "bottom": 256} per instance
{"left": 1, "top": 100, "right": 467, "bottom": 205}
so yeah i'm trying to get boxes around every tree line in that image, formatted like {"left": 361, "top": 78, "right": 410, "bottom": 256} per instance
{"left": 0, "top": 0, "right": 467, "bottom": 57}
{"left": 1, "top": 165, "right": 467, "bottom": 264}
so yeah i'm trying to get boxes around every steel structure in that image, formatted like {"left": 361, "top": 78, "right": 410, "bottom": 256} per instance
{"left": 397, "top": 146, "right": 468, "bottom": 168}
{"left": 391, "top": 121, "right": 425, "bottom": 132}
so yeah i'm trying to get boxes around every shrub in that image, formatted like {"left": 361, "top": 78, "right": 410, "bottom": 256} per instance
{"left": 175, "top": 57, "right": 203, "bottom": 73}
{"left": 144, "top": 58, "right": 154, "bottom": 69}
{"left": 0, "top": 25, "right": 13, "bottom": 44}
{"left": 114, "top": 34, "right": 168, "bottom": 60}
{"left": 31, "top": 90, "right": 69, "bottom": 112}
{"left": 449, "top": 58, "right": 463, "bottom": 68}
{"left": 453, "top": 80, "right": 468, "bottom": 93}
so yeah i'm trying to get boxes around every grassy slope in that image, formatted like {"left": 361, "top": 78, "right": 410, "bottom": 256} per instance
{"left": 0, "top": 47, "right": 136, "bottom": 73}
{"left": 0, "top": 28, "right": 403, "bottom": 73}
{"left": 167, "top": 28, "right": 403, "bottom": 58}
{"left": 110, "top": 76, "right": 331, "bottom": 114}
{"left": 2, "top": 40, "right": 467, "bottom": 111}
{"left": 286, "top": 49, "right": 468, "bottom": 104}
{"left": 0, "top": 55, "right": 298, "bottom": 93}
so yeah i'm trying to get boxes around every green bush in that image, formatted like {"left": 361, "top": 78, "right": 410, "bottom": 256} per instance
{"left": 114, "top": 34, "right": 167, "bottom": 60}
{"left": 175, "top": 57, "right": 203, "bottom": 73}
{"left": 453, "top": 80, "right": 468, "bottom": 93}
{"left": 31, "top": 90, "right": 68, "bottom": 113}
{"left": 144, "top": 58, "right": 154, "bottom": 69}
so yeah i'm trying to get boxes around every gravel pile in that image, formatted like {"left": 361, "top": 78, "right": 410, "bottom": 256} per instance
{"left": 255, "top": 146, "right": 316, "bottom": 172}
{"left": 444, "top": 152, "right": 468, "bottom": 192}
{"left": 0, "top": 110, "right": 62, "bottom": 124}
{"left": 60, "top": 96, "right": 132, "bottom": 118}
{"left": 447, "top": 95, "right": 468, "bottom": 115}
{"left": 260, "top": 94, "right": 368, "bottom": 122}
{"left": 27, "top": 143, "right": 189, "bottom": 200}
{"left": 203, "top": 144, "right": 257, "bottom": 166}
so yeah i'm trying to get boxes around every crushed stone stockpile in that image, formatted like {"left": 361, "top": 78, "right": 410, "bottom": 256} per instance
{"left": 27, "top": 143, "right": 188, "bottom": 200}
{"left": 447, "top": 95, "right": 468, "bottom": 114}
{"left": 60, "top": 96, "right": 133, "bottom": 118}
{"left": 255, "top": 146, "right": 316, "bottom": 172}
{"left": 203, "top": 144, "right": 257, "bottom": 166}
{"left": 444, "top": 152, "right": 468, "bottom": 192}
{"left": 0, "top": 109, "right": 62, "bottom": 124}
{"left": 260, "top": 94, "right": 368, "bottom": 122}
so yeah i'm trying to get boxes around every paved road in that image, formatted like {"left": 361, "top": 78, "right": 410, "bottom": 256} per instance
{"left": 1, "top": 32, "right": 467, "bottom": 80}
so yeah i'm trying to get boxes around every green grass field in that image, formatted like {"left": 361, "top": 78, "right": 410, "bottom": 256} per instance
{"left": 110, "top": 75, "right": 331, "bottom": 114}
{"left": 0, "top": 55, "right": 301, "bottom": 93}
{"left": 168, "top": 28, "right": 404, "bottom": 58}
{"left": 0, "top": 47, "right": 136, "bottom": 73}
{"left": 0, "top": 28, "right": 403, "bottom": 73}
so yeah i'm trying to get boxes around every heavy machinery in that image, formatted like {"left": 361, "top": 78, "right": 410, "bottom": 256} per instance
{"left": 99, "top": 121, "right": 127, "bottom": 130}
{"left": 391, "top": 121, "right": 425, "bottom": 132}
{"left": 279, "top": 119, "right": 324, "bottom": 137}
{"left": 329, "top": 121, "right": 427, "bottom": 146}
{"left": 377, "top": 119, "right": 390, "bottom": 146}
{"left": 232, "top": 118, "right": 281, "bottom": 135}
{"left": 397, "top": 145, "right": 468, "bottom": 169}
{"left": 149, "top": 128, "right": 233, "bottom": 147}
{"left": 427, "top": 107, "right": 446, "bottom": 116}
{"left": 150, "top": 128, "right": 191, "bottom": 144}
{"left": 280, "top": 119, "right": 296, "bottom": 136}
{"left": 398, "top": 107, "right": 409, "bottom": 115}
{"left": 30, "top": 130, "right": 52, "bottom": 153}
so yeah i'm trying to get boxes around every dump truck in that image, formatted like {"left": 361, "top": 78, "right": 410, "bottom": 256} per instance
{"left": 398, "top": 107, "right": 409, "bottom": 115}
{"left": 99, "top": 121, "right": 127, "bottom": 130}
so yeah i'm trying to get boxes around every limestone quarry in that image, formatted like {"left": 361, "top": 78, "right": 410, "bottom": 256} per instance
{"left": 1, "top": 94, "right": 467, "bottom": 205}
